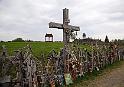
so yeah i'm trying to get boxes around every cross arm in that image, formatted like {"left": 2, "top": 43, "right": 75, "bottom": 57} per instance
{"left": 68, "top": 25, "right": 80, "bottom": 31}
{"left": 49, "top": 22, "right": 63, "bottom": 29}
{"left": 49, "top": 22, "right": 80, "bottom": 31}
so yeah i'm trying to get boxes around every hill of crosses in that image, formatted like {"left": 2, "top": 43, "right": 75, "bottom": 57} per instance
{"left": 0, "top": 8, "right": 124, "bottom": 87}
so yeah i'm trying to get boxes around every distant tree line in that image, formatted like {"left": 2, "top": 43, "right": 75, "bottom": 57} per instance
{"left": 12, "top": 38, "right": 33, "bottom": 42}
{"left": 0, "top": 37, "right": 124, "bottom": 45}
{"left": 0, "top": 38, "right": 33, "bottom": 42}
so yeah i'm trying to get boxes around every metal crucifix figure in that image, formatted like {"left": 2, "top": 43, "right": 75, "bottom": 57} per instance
{"left": 49, "top": 8, "right": 80, "bottom": 46}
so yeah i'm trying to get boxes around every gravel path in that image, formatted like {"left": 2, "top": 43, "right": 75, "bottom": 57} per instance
{"left": 75, "top": 62, "right": 124, "bottom": 87}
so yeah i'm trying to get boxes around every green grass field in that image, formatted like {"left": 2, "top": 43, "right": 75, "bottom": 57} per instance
{"left": 0, "top": 42, "right": 63, "bottom": 57}
{"left": 0, "top": 42, "right": 93, "bottom": 58}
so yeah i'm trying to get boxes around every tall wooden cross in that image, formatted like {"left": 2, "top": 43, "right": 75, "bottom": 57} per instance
{"left": 49, "top": 8, "right": 80, "bottom": 46}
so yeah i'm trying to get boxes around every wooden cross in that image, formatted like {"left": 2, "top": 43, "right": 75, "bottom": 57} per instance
{"left": 49, "top": 8, "right": 80, "bottom": 46}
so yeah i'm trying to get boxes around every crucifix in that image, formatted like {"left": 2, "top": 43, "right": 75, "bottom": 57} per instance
{"left": 49, "top": 8, "right": 80, "bottom": 46}
{"left": 49, "top": 8, "right": 80, "bottom": 73}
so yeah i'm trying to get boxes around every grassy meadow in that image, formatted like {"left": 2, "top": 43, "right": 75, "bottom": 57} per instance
{"left": 0, "top": 41, "right": 93, "bottom": 58}
{"left": 0, "top": 42, "right": 63, "bottom": 57}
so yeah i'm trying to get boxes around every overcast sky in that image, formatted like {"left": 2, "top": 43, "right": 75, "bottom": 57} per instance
{"left": 0, "top": 0, "right": 124, "bottom": 41}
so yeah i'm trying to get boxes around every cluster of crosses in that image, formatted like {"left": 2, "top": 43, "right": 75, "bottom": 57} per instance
{"left": 0, "top": 8, "right": 124, "bottom": 87}
{"left": 0, "top": 8, "right": 80, "bottom": 87}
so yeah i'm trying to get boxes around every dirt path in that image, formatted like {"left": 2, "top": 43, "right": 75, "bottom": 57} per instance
{"left": 74, "top": 61, "right": 124, "bottom": 87}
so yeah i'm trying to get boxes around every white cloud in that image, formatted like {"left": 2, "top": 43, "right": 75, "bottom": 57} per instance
{"left": 0, "top": 0, "right": 124, "bottom": 41}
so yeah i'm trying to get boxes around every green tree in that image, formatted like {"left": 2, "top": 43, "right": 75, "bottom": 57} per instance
{"left": 12, "top": 38, "right": 25, "bottom": 42}
{"left": 105, "top": 35, "right": 109, "bottom": 43}
{"left": 83, "top": 33, "right": 86, "bottom": 39}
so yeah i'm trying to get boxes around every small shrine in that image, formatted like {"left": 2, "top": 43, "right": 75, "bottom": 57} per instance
{"left": 45, "top": 33, "right": 53, "bottom": 42}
